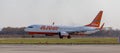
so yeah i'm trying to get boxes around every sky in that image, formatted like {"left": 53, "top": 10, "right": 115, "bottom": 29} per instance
{"left": 0, "top": 0, "right": 120, "bottom": 29}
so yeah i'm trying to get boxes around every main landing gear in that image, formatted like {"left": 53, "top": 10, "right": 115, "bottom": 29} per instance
{"left": 67, "top": 35, "right": 71, "bottom": 39}
{"left": 58, "top": 32, "right": 71, "bottom": 39}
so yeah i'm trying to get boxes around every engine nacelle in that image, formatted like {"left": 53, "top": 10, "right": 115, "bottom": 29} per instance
{"left": 60, "top": 32, "right": 69, "bottom": 36}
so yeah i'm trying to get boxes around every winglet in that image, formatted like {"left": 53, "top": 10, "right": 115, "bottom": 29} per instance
{"left": 99, "top": 23, "right": 105, "bottom": 30}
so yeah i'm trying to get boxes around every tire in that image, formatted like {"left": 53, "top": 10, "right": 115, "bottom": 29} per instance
{"left": 59, "top": 36, "right": 63, "bottom": 39}
{"left": 59, "top": 34, "right": 63, "bottom": 39}
{"left": 31, "top": 35, "right": 34, "bottom": 38}
{"left": 67, "top": 35, "right": 71, "bottom": 39}
{"left": 58, "top": 32, "right": 63, "bottom": 39}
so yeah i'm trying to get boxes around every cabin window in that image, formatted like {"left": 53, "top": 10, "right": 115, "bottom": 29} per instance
{"left": 28, "top": 26, "right": 33, "bottom": 28}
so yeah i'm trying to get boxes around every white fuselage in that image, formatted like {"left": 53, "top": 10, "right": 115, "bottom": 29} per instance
{"left": 24, "top": 25, "right": 99, "bottom": 35}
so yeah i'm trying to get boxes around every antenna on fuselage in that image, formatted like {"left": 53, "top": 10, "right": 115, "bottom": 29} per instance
{"left": 51, "top": 17, "right": 55, "bottom": 25}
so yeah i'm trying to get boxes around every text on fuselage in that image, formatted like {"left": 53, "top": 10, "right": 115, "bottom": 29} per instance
{"left": 40, "top": 25, "right": 59, "bottom": 30}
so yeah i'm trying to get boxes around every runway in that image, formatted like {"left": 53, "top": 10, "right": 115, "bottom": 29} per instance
{"left": 0, "top": 44, "right": 120, "bottom": 53}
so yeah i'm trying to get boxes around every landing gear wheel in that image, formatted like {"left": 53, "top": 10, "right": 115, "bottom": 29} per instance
{"left": 59, "top": 36, "right": 63, "bottom": 39}
{"left": 59, "top": 34, "right": 63, "bottom": 39}
{"left": 31, "top": 35, "right": 34, "bottom": 38}
{"left": 58, "top": 32, "right": 63, "bottom": 39}
{"left": 67, "top": 35, "right": 71, "bottom": 39}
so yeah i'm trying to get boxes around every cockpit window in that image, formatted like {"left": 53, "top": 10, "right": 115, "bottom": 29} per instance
{"left": 28, "top": 26, "right": 33, "bottom": 28}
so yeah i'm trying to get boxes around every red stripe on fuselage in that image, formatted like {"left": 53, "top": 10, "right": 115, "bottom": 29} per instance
{"left": 28, "top": 32, "right": 58, "bottom": 35}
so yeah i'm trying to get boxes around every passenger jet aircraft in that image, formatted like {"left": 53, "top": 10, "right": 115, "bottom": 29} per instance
{"left": 24, "top": 11, "right": 104, "bottom": 39}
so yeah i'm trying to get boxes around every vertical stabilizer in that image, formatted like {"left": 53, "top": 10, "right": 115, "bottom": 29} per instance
{"left": 86, "top": 11, "right": 103, "bottom": 27}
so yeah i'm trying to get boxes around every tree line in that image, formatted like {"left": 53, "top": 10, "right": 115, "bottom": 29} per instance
{"left": 0, "top": 27, "right": 119, "bottom": 38}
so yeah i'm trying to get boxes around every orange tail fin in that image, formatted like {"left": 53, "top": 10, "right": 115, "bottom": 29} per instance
{"left": 86, "top": 11, "right": 103, "bottom": 27}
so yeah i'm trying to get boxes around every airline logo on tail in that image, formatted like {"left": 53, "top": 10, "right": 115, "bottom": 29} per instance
{"left": 86, "top": 11, "right": 103, "bottom": 27}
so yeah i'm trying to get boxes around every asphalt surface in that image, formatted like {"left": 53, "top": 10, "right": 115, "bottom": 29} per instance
{"left": 0, "top": 44, "right": 120, "bottom": 53}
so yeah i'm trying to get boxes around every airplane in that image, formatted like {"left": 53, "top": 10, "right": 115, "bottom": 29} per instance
{"left": 24, "top": 10, "right": 104, "bottom": 39}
